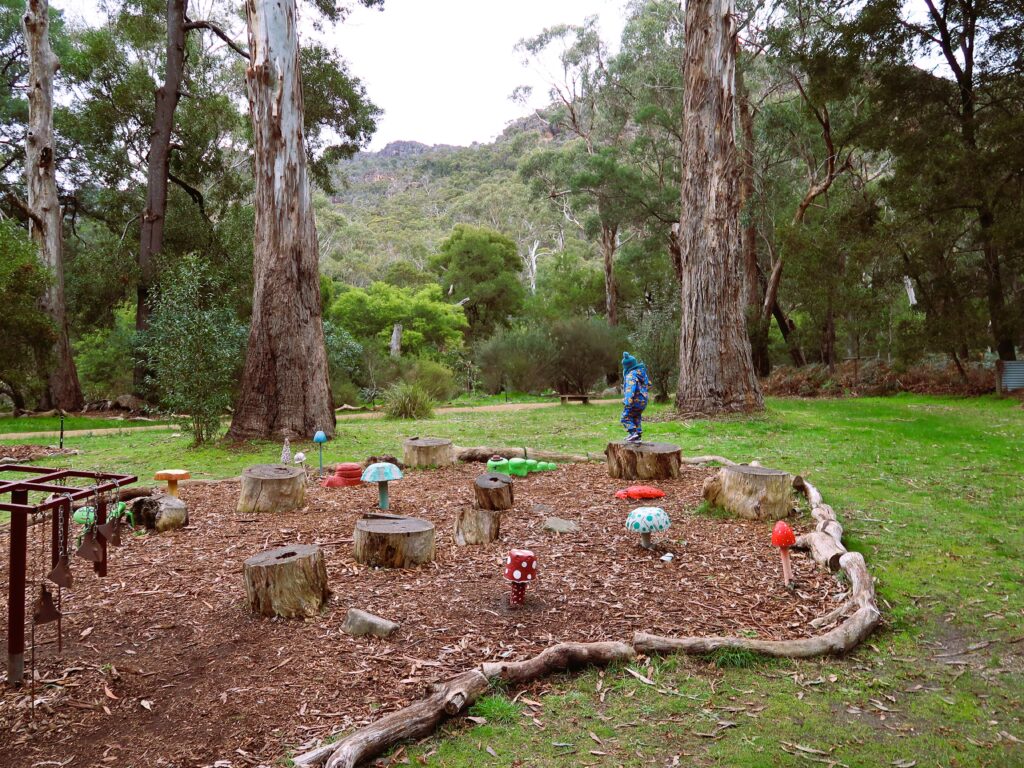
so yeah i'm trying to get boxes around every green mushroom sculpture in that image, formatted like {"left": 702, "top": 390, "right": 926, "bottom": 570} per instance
{"left": 626, "top": 506, "right": 671, "bottom": 550}
{"left": 361, "top": 462, "right": 403, "bottom": 510}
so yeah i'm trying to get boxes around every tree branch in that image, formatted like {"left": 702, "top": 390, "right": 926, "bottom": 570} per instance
{"left": 184, "top": 19, "right": 250, "bottom": 59}
{"left": 168, "top": 171, "right": 208, "bottom": 219}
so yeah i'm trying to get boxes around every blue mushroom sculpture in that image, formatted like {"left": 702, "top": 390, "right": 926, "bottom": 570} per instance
{"left": 626, "top": 506, "right": 671, "bottom": 550}
{"left": 361, "top": 462, "right": 403, "bottom": 510}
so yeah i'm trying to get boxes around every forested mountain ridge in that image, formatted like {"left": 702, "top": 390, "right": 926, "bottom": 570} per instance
{"left": 318, "top": 113, "right": 578, "bottom": 291}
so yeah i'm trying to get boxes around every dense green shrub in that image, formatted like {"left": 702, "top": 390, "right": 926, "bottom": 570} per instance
{"left": 0, "top": 221, "right": 54, "bottom": 409}
{"left": 356, "top": 346, "right": 403, "bottom": 405}
{"left": 328, "top": 282, "right": 467, "bottom": 356}
{"left": 323, "top": 320, "right": 363, "bottom": 399}
{"left": 548, "top": 317, "right": 623, "bottom": 394}
{"left": 382, "top": 381, "right": 434, "bottom": 419}
{"left": 431, "top": 224, "right": 524, "bottom": 340}
{"left": 475, "top": 326, "right": 557, "bottom": 394}
{"left": 436, "top": 348, "right": 481, "bottom": 394}
{"left": 629, "top": 310, "right": 679, "bottom": 402}
{"left": 74, "top": 303, "right": 136, "bottom": 401}
{"left": 141, "top": 255, "right": 247, "bottom": 443}
{"left": 405, "top": 358, "right": 458, "bottom": 401}
{"left": 332, "top": 377, "right": 362, "bottom": 407}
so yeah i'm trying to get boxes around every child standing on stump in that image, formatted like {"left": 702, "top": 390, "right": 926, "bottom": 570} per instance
{"left": 620, "top": 352, "right": 650, "bottom": 443}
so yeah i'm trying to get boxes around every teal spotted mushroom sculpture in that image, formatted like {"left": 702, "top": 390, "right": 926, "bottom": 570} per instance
{"left": 361, "top": 462, "right": 403, "bottom": 510}
{"left": 626, "top": 506, "right": 671, "bottom": 550}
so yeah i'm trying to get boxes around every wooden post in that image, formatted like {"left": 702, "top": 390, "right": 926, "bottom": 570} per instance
{"left": 605, "top": 441, "right": 681, "bottom": 480}
{"left": 243, "top": 544, "right": 329, "bottom": 618}
{"left": 702, "top": 464, "right": 794, "bottom": 520}
{"left": 473, "top": 472, "right": 513, "bottom": 510}
{"left": 454, "top": 507, "right": 501, "bottom": 546}
{"left": 237, "top": 464, "right": 306, "bottom": 514}
{"left": 402, "top": 437, "right": 454, "bottom": 468}
{"left": 353, "top": 515, "right": 435, "bottom": 568}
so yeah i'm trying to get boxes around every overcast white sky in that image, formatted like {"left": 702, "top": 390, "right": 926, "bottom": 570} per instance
{"left": 56, "top": 0, "right": 628, "bottom": 151}
{"left": 328, "top": 0, "right": 627, "bottom": 148}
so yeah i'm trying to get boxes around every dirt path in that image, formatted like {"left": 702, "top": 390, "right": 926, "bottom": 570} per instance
{"left": 0, "top": 423, "right": 175, "bottom": 440}
{"left": 334, "top": 398, "right": 620, "bottom": 420}
{"left": 0, "top": 400, "right": 623, "bottom": 439}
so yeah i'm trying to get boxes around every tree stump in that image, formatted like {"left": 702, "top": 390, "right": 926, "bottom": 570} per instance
{"left": 455, "top": 506, "right": 501, "bottom": 545}
{"left": 237, "top": 464, "right": 306, "bottom": 514}
{"left": 353, "top": 515, "right": 436, "bottom": 567}
{"left": 243, "top": 544, "right": 329, "bottom": 618}
{"left": 402, "top": 437, "right": 454, "bottom": 468}
{"left": 473, "top": 472, "right": 514, "bottom": 510}
{"left": 702, "top": 464, "right": 794, "bottom": 520}
{"left": 605, "top": 441, "right": 681, "bottom": 481}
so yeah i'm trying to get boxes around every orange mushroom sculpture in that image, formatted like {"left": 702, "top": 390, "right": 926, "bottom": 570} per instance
{"left": 771, "top": 520, "right": 796, "bottom": 587}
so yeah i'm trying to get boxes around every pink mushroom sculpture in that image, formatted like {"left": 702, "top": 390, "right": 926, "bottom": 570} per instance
{"left": 772, "top": 520, "right": 796, "bottom": 587}
{"left": 503, "top": 549, "right": 537, "bottom": 607}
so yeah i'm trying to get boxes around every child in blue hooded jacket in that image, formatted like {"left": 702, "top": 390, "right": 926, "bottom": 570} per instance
{"left": 620, "top": 352, "right": 650, "bottom": 443}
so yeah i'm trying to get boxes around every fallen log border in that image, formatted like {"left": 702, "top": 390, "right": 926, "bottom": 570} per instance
{"left": 292, "top": 457, "right": 879, "bottom": 768}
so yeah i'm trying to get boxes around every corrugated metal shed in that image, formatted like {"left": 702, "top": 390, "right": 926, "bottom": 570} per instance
{"left": 997, "top": 361, "right": 1024, "bottom": 393}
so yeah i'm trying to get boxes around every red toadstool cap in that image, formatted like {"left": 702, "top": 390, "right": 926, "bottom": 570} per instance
{"left": 503, "top": 549, "right": 537, "bottom": 583}
{"left": 772, "top": 520, "right": 796, "bottom": 548}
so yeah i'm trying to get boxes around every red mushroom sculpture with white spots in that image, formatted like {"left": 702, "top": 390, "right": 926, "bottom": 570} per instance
{"left": 772, "top": 520, "right": 796, "bottom": 587}
{"left": 503, "top": 549, "right": 537, "bottom": 607}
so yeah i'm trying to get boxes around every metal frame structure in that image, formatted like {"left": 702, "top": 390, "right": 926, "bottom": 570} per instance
{"left": 1, "top": 465, "right": 136, "bottom": 685}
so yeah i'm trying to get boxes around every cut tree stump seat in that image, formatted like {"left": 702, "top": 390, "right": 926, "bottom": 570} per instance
{"left": 559, "top": 394, "right": 591, "bottom": 405}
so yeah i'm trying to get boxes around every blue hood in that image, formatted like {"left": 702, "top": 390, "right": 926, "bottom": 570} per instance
{"left": 622, "top": 352, "right": 641, "bottom": 376}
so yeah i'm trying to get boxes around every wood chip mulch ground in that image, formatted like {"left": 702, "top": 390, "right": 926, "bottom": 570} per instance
{"left": 1, "top": 462, "right": 843, "bottom": 768}
{"left": 0, "top": 445, "right": 79, "bottom": 463}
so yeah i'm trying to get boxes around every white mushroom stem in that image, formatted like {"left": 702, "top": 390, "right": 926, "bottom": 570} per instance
{"left": 640, "top": 532, "right": 653, "bottom": 549}
{"left": 780, "top": 547, "right": 793, "bottom": 586}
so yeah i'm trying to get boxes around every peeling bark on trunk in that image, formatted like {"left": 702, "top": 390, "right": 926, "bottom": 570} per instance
{"left": 228, "top": 0, "right": 334, "bottom": 440}
{"left": 23, "top": 0, "right": 82, "bottom": 412}
{"left": 135, "top": 0, "right": 188, "bottom": 393}
{"left": 675, "top": 0, "right": 763, "bottom": 416}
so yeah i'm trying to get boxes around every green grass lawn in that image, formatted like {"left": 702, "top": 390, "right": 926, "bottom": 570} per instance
{"left": 0, "top": 414, "right": 171, "bottom": 434}
{"left": 4, "top": 395, "right": 1023, "bottom": 766}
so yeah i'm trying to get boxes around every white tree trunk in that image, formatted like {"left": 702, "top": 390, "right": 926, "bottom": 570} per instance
{"left": 675, "top": 0, "right": 763, "bottom": 416}
{"left": 23, "top": 0, "right": 82, "bottom": 411}
{"left": 524, "top": 239, "right": 540, "bottom": 294}
{"left": 229, "top": 0, "right": 334, "bottom": 439}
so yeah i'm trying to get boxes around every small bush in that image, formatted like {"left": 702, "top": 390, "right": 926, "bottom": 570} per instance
{"left": 141, "top": 255, "right": 247, "bottom": 444}
{"left": 405, "top": 358, "right": 458, "bottom": 401}
{"left": 548, "top": 317, "right": 624, "bottom": 394}
{"left": 382, "top": 382, "right": 434, "bottom": 419}
{"left": 332, "top": 377, "right": 361, "bottom": 407}
{"left": 629, "top": 309, "right": 679, "bottom": 403}
{"left": 74, "top": 303, "right": 136, "bottom": 401}
{"left": 475, "top": 326, "right": 557, "bottom": 394}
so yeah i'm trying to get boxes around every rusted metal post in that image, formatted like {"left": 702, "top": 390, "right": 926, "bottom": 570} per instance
{"left": 7, "top": 489, "right": 28, "bottom": 685}
{"left": 50, "top": 500, "right": 59, "bottom": 568}
{"left": 95, "top": 493, "right": 107, "bottom": 577}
